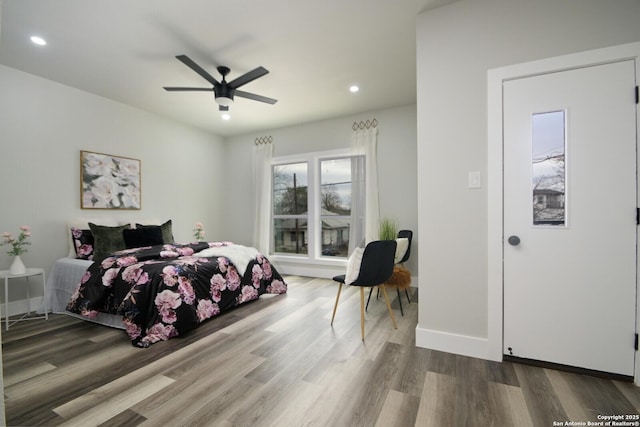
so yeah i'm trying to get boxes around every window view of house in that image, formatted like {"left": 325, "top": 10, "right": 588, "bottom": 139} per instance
{"left": 320, "top": 158, "right": 352, "bottom": 257}
{"left": 532, "top": 110, "right": 566, "bottom": 226}
{"left": 271, "top": 155, "right": 356, "bottom": 258}
{"left": 273, "top": 162, "right": 308, "bottom": 254}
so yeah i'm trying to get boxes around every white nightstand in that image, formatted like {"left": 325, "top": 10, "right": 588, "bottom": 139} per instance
{"left": 0, "top": 268, "right": 48, "bottom": 330}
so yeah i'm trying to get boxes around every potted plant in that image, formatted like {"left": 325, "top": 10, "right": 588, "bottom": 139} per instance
{"left": 379, "top": 217, "right": 398, "bottom": 241}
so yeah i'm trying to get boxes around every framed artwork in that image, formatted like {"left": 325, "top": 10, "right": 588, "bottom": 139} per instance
{"left": 80, "top": 150, "right": 141, "bottom": 209}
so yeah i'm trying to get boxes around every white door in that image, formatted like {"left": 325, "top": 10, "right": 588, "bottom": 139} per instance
{"left": 503, "top": 60, "right": 637, "bottom": 376}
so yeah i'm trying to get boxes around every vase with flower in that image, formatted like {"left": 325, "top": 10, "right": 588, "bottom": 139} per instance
{"left": 1, "top": 226, "right": 32, "bottom": 275}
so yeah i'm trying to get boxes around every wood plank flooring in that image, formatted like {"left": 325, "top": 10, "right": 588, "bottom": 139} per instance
{"left": 2, "top": 276, "right": 639, "bottom": 426}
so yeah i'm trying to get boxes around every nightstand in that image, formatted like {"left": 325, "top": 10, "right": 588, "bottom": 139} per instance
{"left": 0, "top": 268, "right": 48, "bottom": 330}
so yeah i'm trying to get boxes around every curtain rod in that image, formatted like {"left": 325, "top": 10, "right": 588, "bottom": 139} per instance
{"left": 352, "top": 118, "right": 378, "bottom": 130}
{"left": 255, "top": 136, "right": 273, "bottom": 145}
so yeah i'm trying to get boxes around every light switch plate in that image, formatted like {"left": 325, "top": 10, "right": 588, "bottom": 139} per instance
{"left": 468, "top": 171, "right": 481, "bottom": 189}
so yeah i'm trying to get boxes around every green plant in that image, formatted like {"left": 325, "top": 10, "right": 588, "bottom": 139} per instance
{"left": 379, "top": 217, "right": 398, "bottom": 240}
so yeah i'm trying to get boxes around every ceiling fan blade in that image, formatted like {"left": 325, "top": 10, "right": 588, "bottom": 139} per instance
{"left": 175, "top": 55, "right": 219, "bottom": 86}
{"left": 228, "top": 67, "right": 269, "bottom": 89}
{"left": 163, "top": 87, "right": 213, "bottom": 91}
{"left": 235, "top": 90, "right": 278, "bottom": 104}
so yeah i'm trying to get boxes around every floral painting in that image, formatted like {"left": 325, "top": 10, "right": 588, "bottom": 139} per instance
{"left": 81, "top": 150, "right": 141, "bottom": 209}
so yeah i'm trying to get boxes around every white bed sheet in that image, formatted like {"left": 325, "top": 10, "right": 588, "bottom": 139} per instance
{"left": 40, "top": 257, "right": 125, "bottom": 329}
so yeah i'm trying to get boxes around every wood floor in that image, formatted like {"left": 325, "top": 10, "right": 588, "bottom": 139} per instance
{"left": 2, "top": 276, "right": 639, "bottom": 427}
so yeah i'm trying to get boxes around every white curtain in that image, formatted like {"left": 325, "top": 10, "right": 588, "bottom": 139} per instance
{"left": 253, "top": 142, "right": 273, "bottom": 254}
{"left": 350, "top": 128, "right": 379, "bottom": 248}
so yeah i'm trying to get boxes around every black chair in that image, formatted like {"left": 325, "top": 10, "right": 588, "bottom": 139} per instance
{"left": 330, "top": 240, "right": 398, "bottom": 341}
{"left": 367, "top": 229, "right": 413, "bottom": 315}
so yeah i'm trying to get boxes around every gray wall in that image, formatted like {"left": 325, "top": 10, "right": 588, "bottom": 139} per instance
{"left": 416, "top": 0, "right": 640, "bottom": 352}
{"left": 0, "top": 65, "right": 226, "bottom": 307}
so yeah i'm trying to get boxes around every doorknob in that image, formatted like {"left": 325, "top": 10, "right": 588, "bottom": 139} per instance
{"left": 508, "top": 235, "right": 521, "bottom": 246}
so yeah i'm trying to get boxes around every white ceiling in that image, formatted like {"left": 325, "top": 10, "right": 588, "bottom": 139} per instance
{"left": 0, "top": 0, "right": 454, "bottom": 137}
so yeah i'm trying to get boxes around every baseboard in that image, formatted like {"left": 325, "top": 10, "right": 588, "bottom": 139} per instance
{"left": 0, "top": 297, "right": 45, "bottom": 318}
{"left": 415, "top": 325, "right": 495, "bottom": 361}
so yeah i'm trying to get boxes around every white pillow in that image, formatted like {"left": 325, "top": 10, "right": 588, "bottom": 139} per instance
{"left": 395, "top": 238, "right": 409, "bottom": 264}
{"left": 344, "top": 247, "right": 364, "bottom": 285}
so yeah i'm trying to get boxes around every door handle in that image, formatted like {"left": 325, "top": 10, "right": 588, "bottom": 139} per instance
{"left": 508, "top": 235, "right": 521, "bottom": 246}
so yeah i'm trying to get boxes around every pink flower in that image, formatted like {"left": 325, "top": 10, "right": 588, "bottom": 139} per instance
{"left": 102, "top": 268, "right": 119, "bottom": 287}
{"left": 210, "top": 274, "right": 226, "bottom": 292}
{"left": 81, "top": 270, "right": 92, "bottom": 284}
{"left": 161, "top": 265, "right": 178, "bottom": 286}
{"left": 19, "top": 225, "right": 30, "bottom": 232}
{"left": 155, "top": 290, "right": 182, "bottom": 312}
{"left": 117, "top": 256, "right": 138, "bottom": 267}
{"left": 101, "top": 257, "right": 116, "bottom": 269}
{"left": 216, "top": 257, "right": 228, "bottom": 273}
{"left": 123, "top": 318, "right": 142, "bottom": 340}
{"left": 251, "top": 264, "right": 264, "bottom": 288}
{"left": 238, "top": 285, "right": 258, "bottom": 303}
{"left": 71, "top": 227, "right": 83, "bottom": 238}
{"left": 262, "top": 260, "right": 273, "bottom": 280}
{"left": 81, "top": 308, "right": 99, "bottom": 319}
{"left": 160, "top": 250, "right": 179, "bottom": 258}
{"left": 178, "top": 277, "right": 195, "bottom": 305}
{"left": 267, "top": 279, "right": 287, "bottom": 294}
{"left": 227, "top": 266, "right": 240, "bottom": 291}
{"left": 122, "top": 265, "right": 148, "bottom": 284}
{"left": 196, "top": 299, "right": 219, "bottom": 321}
{"left": 176, "top": 247, "right": 194, "bottom": 257}
{"left": 78, "top": 244, "right": 93, "bottom": 256}
{"left": 141, "top": 323, "right": 177, "bottom": 345}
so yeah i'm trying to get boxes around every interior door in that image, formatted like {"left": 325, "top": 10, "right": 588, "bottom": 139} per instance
{"left": 503, "top": 60, "right": 637, "bottom": 376}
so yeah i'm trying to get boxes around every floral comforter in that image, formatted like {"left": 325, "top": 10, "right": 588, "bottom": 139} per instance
{"left": 66, "top": 242, "right": 287, "bottom": 347}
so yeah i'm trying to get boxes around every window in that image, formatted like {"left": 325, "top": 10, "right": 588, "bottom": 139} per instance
{"left": 532, "top": 110, "right": 566, "bottom": 226}
{"left": 271, "top": 150, "right": 361, "bottom": 260}
{"left": 273, "top": 162, "right": 308, "bottom": 255}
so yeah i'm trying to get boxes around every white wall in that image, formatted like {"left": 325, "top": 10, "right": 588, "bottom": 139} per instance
{"left": 223, "top": 104, "right": 418, "bottom": 279}
{"left": 416, "top": 0, "right": 640, "bottom": 358}
{"left": 0, "top": 65, "right": 225, "bottom": 306}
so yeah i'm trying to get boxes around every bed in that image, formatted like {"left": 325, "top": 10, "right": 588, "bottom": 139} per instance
{"left": 47, "top": 239, "right": 286, "bottom": 347}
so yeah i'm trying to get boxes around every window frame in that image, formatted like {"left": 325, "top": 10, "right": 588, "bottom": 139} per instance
{"left": 270, "top": 148, "right": 354, "bottom": 263}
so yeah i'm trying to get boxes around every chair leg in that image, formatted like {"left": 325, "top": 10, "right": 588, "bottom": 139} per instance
{"left": 396, "top": 287, "right": 404, "bottom": 316}
{"left": 331, "top": 282, "right": 343, "bottom": 326}
{"left": 366, "top": 287, "right": 374, "bottom": 311}
{"left": 380, "top": 285, "right": 398, "bottom": 330}
{"left": 360, "top": 287, "right": 366, "bottom": 341}
{"left": 405, "top": 288, "right": 411, "bottom": 303}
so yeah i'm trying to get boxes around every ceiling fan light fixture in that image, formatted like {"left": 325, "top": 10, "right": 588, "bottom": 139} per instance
{"left": 215, "top": 96, "right": 233, "bottom": 107}
{"left": 30, "top": 36, "right": 47, "bottom": 46}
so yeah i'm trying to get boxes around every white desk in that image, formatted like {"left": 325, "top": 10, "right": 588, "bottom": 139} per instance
{"left": 0, "top": 268, "right": 48, "bottom": 330}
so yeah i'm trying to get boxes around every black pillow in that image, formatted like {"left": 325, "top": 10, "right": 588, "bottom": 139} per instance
{"left": 136, "top": 219, "right": 174, "bottom": 244}
{"left": 123, "top": 227, "right": 164, "bottom": 249}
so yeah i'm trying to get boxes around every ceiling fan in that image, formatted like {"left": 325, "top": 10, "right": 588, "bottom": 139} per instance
{"left": 163, "top": 54, "right": 277, "bottom": 111}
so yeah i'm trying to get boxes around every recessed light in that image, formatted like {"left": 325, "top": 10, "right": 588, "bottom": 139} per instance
{"left": 30, "top": 36, "right": 47, "bottom": 46}
{"left": 349, "top": 85, "right": 359, "bottom": 93}
{"left": 221, "top": 113, "right": 231, "bottom": 121}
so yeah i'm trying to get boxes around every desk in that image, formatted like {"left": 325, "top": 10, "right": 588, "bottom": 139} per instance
{"left": 0, "top": 268, "right": 48, "bottom": 330}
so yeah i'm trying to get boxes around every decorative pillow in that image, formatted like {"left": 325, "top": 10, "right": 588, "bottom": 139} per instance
{"left": 123, "top": 227, "right": 164, "bottom": 249}
{"left": 89, "top": 223, "right": 131, "bottom": 260}
{"left": 66, "top": 218, "right": 118, "bottom": 258}
{"left": 71, "top": 227, "right": 94, "bottom": 260}
{"left": 136, "top": 219, "right": 174, "bottom": 244}
{"left": 345, "top": 247, "right": 364, "bottom": 285}
{"left": 395, "top": 238, "right": 409, "bottom": 264}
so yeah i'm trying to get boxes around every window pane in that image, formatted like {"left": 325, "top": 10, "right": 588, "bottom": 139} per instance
{"left": 532, "top": 111, "right": 565, "bottom": 226}
{"left": 273, "top": 218, "right": 308, "bottom": 254}
{"left": 320, "top": 158, "right": 351, "bottom": 215}
{"left": 273, "top": 163, "right": 308, "bottom": 215}
{"left": 320, "top": 217, "right": 350, "bottom": 257}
